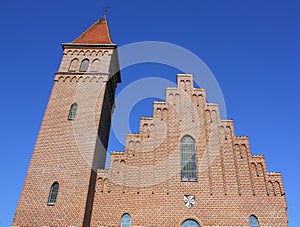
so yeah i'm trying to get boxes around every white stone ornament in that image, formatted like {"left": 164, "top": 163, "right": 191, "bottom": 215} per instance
{"left": 184, "top": 195, "right": 195, "bottom": 208}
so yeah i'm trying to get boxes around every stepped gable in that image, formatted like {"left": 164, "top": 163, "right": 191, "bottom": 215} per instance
{"left": 92, "top": 74, "right": 287, "bottom": 226}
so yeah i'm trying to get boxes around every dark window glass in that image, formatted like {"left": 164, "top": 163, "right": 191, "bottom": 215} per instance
{"left": 249, "top": 215, "right": 259, "bottom": 227}
{"left": 121, "top": 213, "right": 131, "bottom": 227}
{"left": 182, "top": 219, "right": 200, "bottom": 227}
{"left": 181, "top": 136, "right": 197, "bottom": 181}
{"left": 80, "top": 59, "right": 89, "bottom": 72}
{"left": 68, "top": 103, "right": 78, "bottom": 120}
{"left": 47, "top": 182, "right": 59, "bottom": 205}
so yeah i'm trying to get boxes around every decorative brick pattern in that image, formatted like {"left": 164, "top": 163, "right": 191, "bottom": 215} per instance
{"left": 12, "top": 40, "right": 120, "bottom": 226}
{"left": 13, "top": 19, "right": 287, "bottom": 227}
{"left": 92, "top": 74, "right": 288, "bottom": 227}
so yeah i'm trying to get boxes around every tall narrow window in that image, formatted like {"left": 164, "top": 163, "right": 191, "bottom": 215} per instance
{"left": 47, "top": 182, "right": 59, "bottom": 205}
{"left": 80, "top": 59, "right": 89, "bottom": 72}
{"left": 181, "top": 136, "right": 197, "bottom": 181}
{"left": 68, "top": 103, "right": 78, "bottom": 120}
{"left": 121, "top": 213, "right": 131, "bottom": 227}
{"left": 182, "top": 219, "right": 200, "bottom": 227}
{"left": 249, "top": 215, "right": 259, "bottom": 227}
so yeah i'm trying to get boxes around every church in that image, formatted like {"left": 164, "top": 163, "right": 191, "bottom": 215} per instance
{"left": 13, "top": 16, "right": 288, "bottom": 227}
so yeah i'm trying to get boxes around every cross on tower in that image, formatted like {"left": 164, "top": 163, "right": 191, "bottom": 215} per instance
{"left": 102, "top": 5, "right": 111, "bottom": 20}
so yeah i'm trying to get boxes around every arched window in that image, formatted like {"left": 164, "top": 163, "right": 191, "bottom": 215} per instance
{"left": 68, "top": 103, "right": 78, "bottom": 120}
{"left": 68, "top": 58, "right": 79, "bottom": 72}
{"left": 121, "top": 213, "right": 131, "bottom": 227}
{"left": 80, "top": 59, "right": 89, "bottom": 72}
{"left": 90, "top": 59, "right": 101, "bottom": 72}
{"left": 249, "top": 215, "right": 259, "bottom": 227}
{"left": 47, "top": 182, "right": 59, "bottom": 205}
{"left": 181, "top": 136, "right": 197, "bottom": 181}
{"left": 182, "top": 219, "right": 200, "bottom": 227}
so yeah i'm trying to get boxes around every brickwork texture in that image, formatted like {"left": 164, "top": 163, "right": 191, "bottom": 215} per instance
{"left": 13, "top": 19, "right": 288, "bottom": 227}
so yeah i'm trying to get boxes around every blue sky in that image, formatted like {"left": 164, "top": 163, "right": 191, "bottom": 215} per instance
{"left": 1, "top": 0, "right": 300, "bottom": 226}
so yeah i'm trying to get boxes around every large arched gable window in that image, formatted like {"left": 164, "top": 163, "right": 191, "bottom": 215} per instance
{"left": 68, "top": 103, "right": 78, "bottom": 120}
{"left": 182, "top": 219, "right": 200, "bottom": 227}
{"left": 121, "top": 213, "right": 131, "bottom": 227}
{"left": 47, "top": 182, "right": 59, "bottom": 205}
{"left": 181, "top": 135, "right": 197, "bottom": 181}
{"left": 80, "top": 59, "right": 89, "bottom": 72}
{"left": 249, "top": 215, "right": 259, "bottom": 227}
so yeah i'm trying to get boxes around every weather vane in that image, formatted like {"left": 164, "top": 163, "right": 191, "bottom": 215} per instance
{"left": 102, "top": 4, "right": 111, "bottom": 20}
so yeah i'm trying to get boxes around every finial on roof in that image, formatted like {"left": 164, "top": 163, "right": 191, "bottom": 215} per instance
{"left": 101, "top": 5, "right": 111, "bottom": 21}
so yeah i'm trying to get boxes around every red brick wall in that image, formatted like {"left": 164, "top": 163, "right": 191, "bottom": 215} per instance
{"left": 13, "top": 43, "right": 287, "bottom": 226}
{"left": 91, "top": 74, "right": 288, "bottom": 227}
{"left": 13, "top": 45, "right": 120, "bottom": 226}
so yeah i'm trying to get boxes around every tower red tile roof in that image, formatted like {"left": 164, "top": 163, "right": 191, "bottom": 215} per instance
{"left": 71, "top": 19, "right": 113, "bottom": 44}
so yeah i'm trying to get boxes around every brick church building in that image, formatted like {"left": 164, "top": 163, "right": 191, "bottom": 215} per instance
{"left": 13, "top": 17, "right": 288, "bottom": 227}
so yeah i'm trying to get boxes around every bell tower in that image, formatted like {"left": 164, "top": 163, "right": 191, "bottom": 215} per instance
{"left": 13, "top": 17, "right": 120, "bottom": 226}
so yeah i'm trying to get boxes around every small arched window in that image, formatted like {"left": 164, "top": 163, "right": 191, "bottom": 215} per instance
{"left": 249, "top": 215, "right": 259, "bottom": 227}
{"left": 182, "top": 219, "right": 200, "bottom": 227}
{"left": 47, "top": 182, "right": 59, "bottom": 205}
{"left": 181, "top": 136, "right": 197, "bottom": 181}
{"left": 80, "top": 59, "right": 89, "bottom": 72}
{"left": 68, "top": 58, "right": 79, "bottom": 72}
{"left": 121, "top": 213, "right": 131, "bottom": 227}
{"left": 68, "top": 103, "right": 78, "bottom": 120}
{"left": 90, "top": 59, "right": 101, "bottom": 72}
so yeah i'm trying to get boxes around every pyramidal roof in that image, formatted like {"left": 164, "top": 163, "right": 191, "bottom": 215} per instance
{"left": 71, "top": 18, "right": 113, "bottom": 44}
